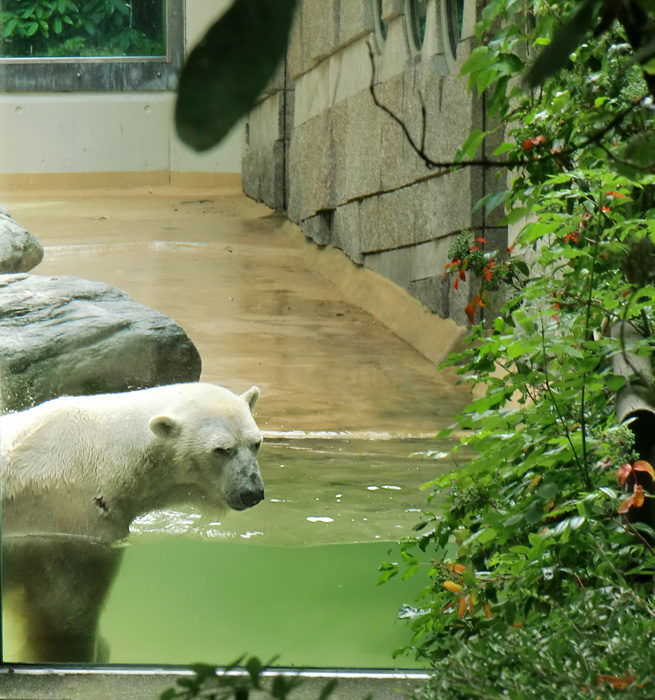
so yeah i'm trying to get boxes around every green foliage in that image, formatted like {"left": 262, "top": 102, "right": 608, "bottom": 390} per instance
{"left": 160, "top": 656, "right": 343, "bottom": 700}
{"left": 0, "top": 0, "right": 165, "bottom": 58}
{"left": 417, "top": 588, "right": 655, "bottom": 699}
{"left": 175, "top": 0, "right": 298, "bottom": 152}
{"left": 386, "top": 1, "right": 655, "bottom": 695}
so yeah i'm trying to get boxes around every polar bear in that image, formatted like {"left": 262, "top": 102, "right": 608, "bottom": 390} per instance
{"left": 0, "top": 382, "right": 264, "bottom": 663}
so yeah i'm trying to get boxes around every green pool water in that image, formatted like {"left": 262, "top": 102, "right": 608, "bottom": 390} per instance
{"left": 101, "top": 539, "right": 427, "bottom": 668}
{"left": 101, "top": 436, "right": 452, "bottom": 668}
{"left": 4, "top": 436, "right": 453, "bottom": 668}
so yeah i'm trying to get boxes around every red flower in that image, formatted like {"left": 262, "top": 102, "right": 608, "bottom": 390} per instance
{"left": 606, "top": 190, "right": 626, "bottom": 198}
{"left": 522, "top": 135, "right": 546, "bottom": 151}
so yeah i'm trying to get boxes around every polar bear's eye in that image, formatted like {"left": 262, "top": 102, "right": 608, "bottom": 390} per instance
{"left": 213, "top": 446, "right": 233, "bottom": 456}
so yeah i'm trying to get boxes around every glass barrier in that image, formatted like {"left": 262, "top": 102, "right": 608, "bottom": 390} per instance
{"left": 0, "top": 0, "right": 467, "bottom": 674}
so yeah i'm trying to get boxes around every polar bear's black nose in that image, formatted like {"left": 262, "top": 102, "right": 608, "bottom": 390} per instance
{"left": 241, "top": 486, "right": 265, "bottom": 509}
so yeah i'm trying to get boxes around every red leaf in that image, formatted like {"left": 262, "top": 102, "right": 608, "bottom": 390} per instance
{"left": 633, "top": 484, "right": 645, "bottom": 508}
{"left": 618, "top": 496, "right": 634, "bottom": 514}
{"left": 475, "top": 237, "right": 486, "bottom": 244}
{"left": 596, "top": 673, "right": 639, "bottom": 690}
{"left": 458, "top": 268, "right": 467, "bottom": 281}
{"left": 522, "top": 139, "right": 534, "bottom": 151}
{"left": 453, "top": 278, "right": 459, "bottom": 290}
{"left": 465, "top": 303, "right": 475, "bottom": 324}
{"left": 457, "top": 596, "right": 467, "bottom": 619}
{"left": 632, "top": 460, "right": 655, "bottom": 480}
{"left": 617, "top": 463, "right": 633, "bottom": 486}
{"left": 443, "top": 580, "right": 463, "bottom": 594}
{"left": 606, "top": 190, "right": 626, "bottom": 198}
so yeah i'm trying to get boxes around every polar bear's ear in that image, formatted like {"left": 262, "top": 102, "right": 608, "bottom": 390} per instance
{"left": 149, "top": 415, "right": 181, "bottom": 439}
{"left": 241, "top": 386, "right": 260, "bottom": 412}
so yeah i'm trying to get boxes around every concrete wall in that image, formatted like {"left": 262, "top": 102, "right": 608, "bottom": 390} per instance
{"left": 242, "top": 0, "right": 507, "bottom": 326}
{"left": 0, "top": 0, "right": 242, "bottom": 179}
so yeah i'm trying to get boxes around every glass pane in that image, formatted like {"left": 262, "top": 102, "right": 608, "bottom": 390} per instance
{"left": 377, "top": 0, "right": 389, "bottom": 41}
{"left": 409, "top": 0, "right": 427, "bottom": 50}
{"left": 447, "top": 0, "right": 464, "bottom": 55}
{"left": 0, "top": 0, "right": 166, "bottom": 58}
{"left": 0, "top": 190, "right": 452, "bottom": 665}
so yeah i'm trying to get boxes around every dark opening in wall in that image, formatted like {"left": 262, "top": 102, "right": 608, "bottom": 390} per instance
{"left": 446, "top": 0, "right": 465, "bottom": 56}
{"left": 407, "top": 0, "right": 427, "bottom": 51}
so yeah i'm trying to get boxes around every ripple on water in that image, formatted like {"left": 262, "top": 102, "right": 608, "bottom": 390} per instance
{"left": 129, "top": 436, "right": 457, "bottom": 547}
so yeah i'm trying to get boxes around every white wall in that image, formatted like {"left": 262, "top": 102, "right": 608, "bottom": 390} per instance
{"left": 0, "top": 0, "right": 242, "bottom": 176}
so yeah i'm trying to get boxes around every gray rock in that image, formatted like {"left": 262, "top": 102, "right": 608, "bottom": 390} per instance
{"left": 0, "top": 206, "right": 44, "bottom": 273}
{"left": 0, "top": 274, "right": 202, "bottom": 412}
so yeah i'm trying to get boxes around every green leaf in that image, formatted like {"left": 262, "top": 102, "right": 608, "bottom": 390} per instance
{"left": 460, "top": 46, "right": 491, "bottom": 78}
{"left": 188, "top": 664, "right": 217, "bottom": 684}
{"left": 175, "top": 0, "right": 298, "bottom": 151}
{"left": 245, "top": 656, "right": 263, "bottom": 688}
{"left": 477, "top": 527, "right": 497, "bottom": 544}
{"left": 3, "top": 17, "right": 18, "bottom": 37}
{"left": 493, "top": 142, "right": 516, "bottom": 156}
{"left": 456, "top": 129, "right": 488, "bottom": 163}
{"left": 525, "top": 0, "right": 605, "bottom": 89}
{"left": 500, "top": 206, "right": 530, "bottom": 225}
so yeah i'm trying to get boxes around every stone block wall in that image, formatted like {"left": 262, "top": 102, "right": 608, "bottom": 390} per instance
{"left": 242, "top": 0, "right": 507, "bottom": 327}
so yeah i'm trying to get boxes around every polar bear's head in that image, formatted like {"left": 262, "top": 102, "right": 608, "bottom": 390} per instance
{"left": 147, "top": 384, "right": 264, "bottom": 512}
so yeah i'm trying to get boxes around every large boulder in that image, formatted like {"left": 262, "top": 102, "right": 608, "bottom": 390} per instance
{"left": 0, "top": 274, "right": 202, "bottom": 412}
{"left": 0, "top": 206, "right": 44, "bottom": 273}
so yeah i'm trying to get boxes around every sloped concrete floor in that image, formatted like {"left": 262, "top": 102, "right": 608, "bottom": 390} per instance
{"left": 3, "top": 184, "right": 469, "bottom": 437}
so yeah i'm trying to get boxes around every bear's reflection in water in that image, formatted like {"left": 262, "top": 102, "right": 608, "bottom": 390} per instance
{"left": 2, "top": 534, "right": 124, "bottom": 663}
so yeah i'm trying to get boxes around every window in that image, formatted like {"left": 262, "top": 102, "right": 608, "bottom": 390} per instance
{"left": 0, "top": 0, "right": 183, "bottom": 91}
{"left": 406, "top": 0, "right": 427, "bottom": 52}
{"left": 372, "top": 0, "right": 390, "bottom": 53}
{"left": 446, "top": 0, "right": 465, "bottom": 57}
{"left": 376, "top": 0, "right": 389, "bottom": 41}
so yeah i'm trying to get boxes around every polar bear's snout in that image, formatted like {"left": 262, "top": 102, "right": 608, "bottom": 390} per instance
{"left": 225, "top": 451, "right": 265, "bottom": 511}
{"left": 233, "top": 478, "right": 265, "bottom": 510}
